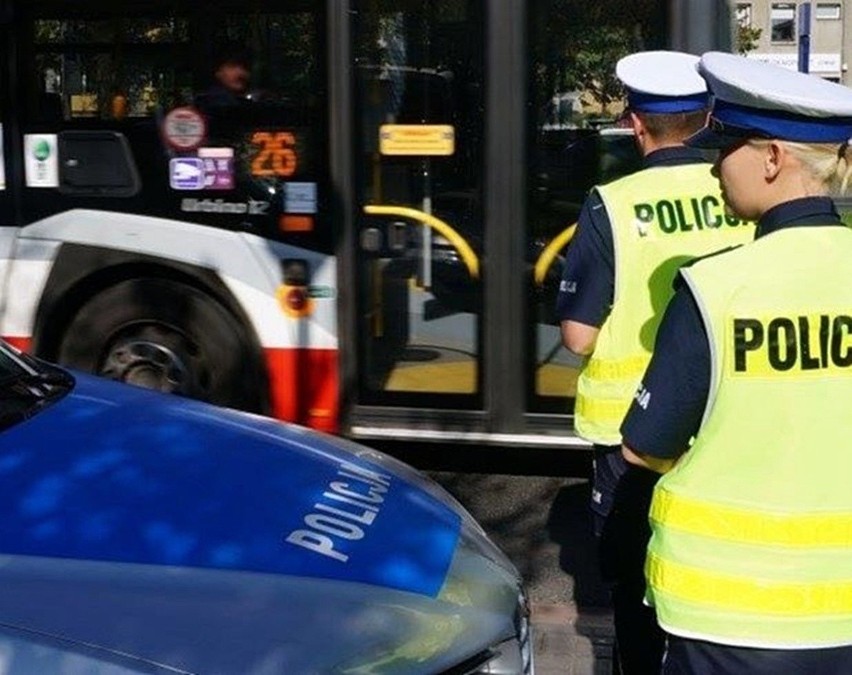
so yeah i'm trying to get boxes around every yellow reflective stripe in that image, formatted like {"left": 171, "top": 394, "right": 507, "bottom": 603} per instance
{"left": 652, "top": 488, "right": 852, "bottom": 547}
{"left": 584, "top": 354, "right": 650, "bottom": 380}
{"left": 575, "top": 394, "right": 630, "bottom": 423}
{"left": 647, "top": 552, "right": 852, "bottom": 616}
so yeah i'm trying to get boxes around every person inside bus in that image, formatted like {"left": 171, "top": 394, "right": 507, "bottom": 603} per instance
{"left": 621, "top": 51, "right": 852, "bottom": 674}
{"left": 556, "top": 51, "right": 754, "bottom": 674}
{"left": 195, "top": 43, "right": 254, "bottom": 112}
{"left": 193, "top": 42, "right": 260, "bottom": 174}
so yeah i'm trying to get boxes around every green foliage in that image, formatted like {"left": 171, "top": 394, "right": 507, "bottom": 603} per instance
{"left": 736, "top": 23, "right": 762, "bottom": 55}
{"left": 562, "top": 26, "right": 633, "bottom": 108}
{"left": 530, "top": 0, "right": 665, "bottom": 120}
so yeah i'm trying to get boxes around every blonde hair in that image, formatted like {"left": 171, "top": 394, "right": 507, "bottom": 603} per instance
{"left": 751, "top": 139, "right": 852, "bottom": 196}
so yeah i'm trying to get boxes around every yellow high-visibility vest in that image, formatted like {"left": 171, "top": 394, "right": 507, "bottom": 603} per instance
{"left": 647, "top": 225, "right": 852, "bottom": 648}
{"left": 574, "top": 163, "right": 752, "bottom": 444}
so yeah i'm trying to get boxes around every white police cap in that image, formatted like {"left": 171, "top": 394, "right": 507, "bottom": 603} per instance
{"left": 687, "top": 51, "right": 852, "bottom": 148}
{"left": 616, "top": 51, "right": 709, "bottom": 114}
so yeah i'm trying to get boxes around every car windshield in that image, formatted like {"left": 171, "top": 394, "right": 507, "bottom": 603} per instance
{"left": 0, "top": 343, "right": 37, "bottom": 378}
{"left": 0, "top": 342, "right": 74, "bottom": 428}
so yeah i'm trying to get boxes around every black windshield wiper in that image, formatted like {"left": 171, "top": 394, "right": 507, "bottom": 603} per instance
{"left": 0, "top": 369, "right": 75, "bottom": 400}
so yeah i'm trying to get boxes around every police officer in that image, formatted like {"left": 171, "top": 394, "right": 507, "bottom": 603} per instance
{"left": 557, "top": 51, "right": 753, "bottom": 674}
{"left": 622, "top": 51, "right": 852, "bottom": 674}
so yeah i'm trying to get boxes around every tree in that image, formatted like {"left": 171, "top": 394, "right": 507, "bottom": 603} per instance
{"left": 736, "top": 23, "right": 763, "bottom": 55}
{"left": 563, "top": 26, "right": 634, "bottom": 111}
{"left": 530, "top": 0, "right": 668, "bottom": 121}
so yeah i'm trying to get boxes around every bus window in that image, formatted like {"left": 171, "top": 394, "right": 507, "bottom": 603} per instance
{"left": 526, "top": 0, "right": 664, "bottom": 414}
{"left": 31, "top": 16, "right": 192, "bottom": 120}
{"left": 21, "top": 2, "right": 329, "bottom": 252}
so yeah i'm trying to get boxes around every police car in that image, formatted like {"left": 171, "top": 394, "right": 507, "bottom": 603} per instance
{"left": 0, "top": 342, "right": 533, "bottom": 674}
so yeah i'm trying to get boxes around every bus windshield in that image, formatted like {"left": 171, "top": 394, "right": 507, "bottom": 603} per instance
{"left": 23, "top": 1, "right": 329, "bottom": 249}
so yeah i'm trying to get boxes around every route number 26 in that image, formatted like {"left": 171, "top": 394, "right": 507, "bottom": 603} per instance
{"left": 250, "top": 131, "right": 297, "bottom": 177}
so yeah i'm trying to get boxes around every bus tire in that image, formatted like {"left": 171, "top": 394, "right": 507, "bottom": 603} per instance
{"left": 57, "top": 278, "right": 265, "bottom": 413}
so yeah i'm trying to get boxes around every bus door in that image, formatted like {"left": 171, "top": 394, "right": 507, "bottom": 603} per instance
{"left": 343, "top": 0, "right": 732, "bottom": 444}
{"left": 350, "top": 1, "right": 486, "bottom": 421}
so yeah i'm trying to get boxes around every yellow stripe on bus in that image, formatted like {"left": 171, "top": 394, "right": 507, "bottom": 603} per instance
{"left": 385, "top": 361, "right": 476, "bottom": 394}
{"left": 384, "top": 361, "right": 580, "bottom": 397}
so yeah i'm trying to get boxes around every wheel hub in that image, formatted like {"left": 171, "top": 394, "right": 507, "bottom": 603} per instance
{"left": 100, "top": 340, "right": 191, "bottom": 395}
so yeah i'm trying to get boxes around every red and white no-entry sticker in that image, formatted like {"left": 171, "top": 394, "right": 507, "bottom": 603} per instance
{"left": 162, "top": 106, "right": 207, "bottom": 151}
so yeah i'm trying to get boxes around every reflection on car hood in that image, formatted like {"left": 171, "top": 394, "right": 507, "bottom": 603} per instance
{"left": 0, "top": 375, "right": 529, "bottom": 672}
{"left": 0, "top": 373, "right": 461, "bottom": 598}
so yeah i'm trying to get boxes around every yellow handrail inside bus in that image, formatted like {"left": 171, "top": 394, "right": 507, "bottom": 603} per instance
{"left": 363, "top": 205, "right": 480, "bottom": 279}
{"left": 534, "top": 223, "right": 577, "bottom": 286}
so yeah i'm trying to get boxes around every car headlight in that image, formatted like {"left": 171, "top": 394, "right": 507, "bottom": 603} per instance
{"left": 444, "top": 593, "right": 534, "bottom": 675}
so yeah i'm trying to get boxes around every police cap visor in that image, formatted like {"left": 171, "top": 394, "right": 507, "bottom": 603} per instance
{"left": 685, "top": 115, "right": 771, "bottom": 150}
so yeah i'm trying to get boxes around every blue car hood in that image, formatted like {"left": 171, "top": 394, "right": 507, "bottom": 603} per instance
{"left": 0, "top": 374, "right": 461, "bottom": 598}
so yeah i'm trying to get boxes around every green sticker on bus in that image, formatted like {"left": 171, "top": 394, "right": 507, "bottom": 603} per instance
{"left": 308, "top": 286, "right": 335, "bottom": 299}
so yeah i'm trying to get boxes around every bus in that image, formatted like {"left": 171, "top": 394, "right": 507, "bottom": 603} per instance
{"left": 0, "top": 0, "right": 733, "bottom": 448}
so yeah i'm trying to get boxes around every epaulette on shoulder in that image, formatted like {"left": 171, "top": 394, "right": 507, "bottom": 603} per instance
{"left": 680, "top": 244, "right": 744, "bottom": 269}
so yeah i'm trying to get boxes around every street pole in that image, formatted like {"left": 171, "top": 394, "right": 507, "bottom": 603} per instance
{"left": 798, "top": 2, "right": 811, "bottom": 73}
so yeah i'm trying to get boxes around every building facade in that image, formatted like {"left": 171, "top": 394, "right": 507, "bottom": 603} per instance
{"left": 735, "top": 0, "right": 851, "bottom": 84}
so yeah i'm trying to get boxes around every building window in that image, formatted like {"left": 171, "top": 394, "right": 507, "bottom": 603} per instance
{"left": 736, "top": 3, "right": 752, "bottom": 27}
{"left": 815, "top": 3, "right": 842, "bottom": 20}
{"left": 771, "top": 3, "right": 797, "bottom": 43}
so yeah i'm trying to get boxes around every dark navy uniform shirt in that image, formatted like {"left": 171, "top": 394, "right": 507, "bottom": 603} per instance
{"left": 555, "top": 146, "right": 709, "bottom": 327}
{"left": 621, "top": 196, "right": 844, "bottom": 459}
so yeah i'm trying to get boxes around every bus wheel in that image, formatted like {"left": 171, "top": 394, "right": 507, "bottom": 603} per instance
{"left": 57, "top": 278, "right": 265, "bottom": 412}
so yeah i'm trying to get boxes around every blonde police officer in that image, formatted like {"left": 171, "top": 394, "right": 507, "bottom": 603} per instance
{"left": 622, "top": 52, "right": 852, "bottom": 674}
{"left": 557, "top": 51, "right": 753, "bottom": 674}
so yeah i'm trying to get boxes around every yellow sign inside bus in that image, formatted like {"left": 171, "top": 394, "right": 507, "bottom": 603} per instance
{"left": 379, "top": 124, "right": 455, "bottom": 156}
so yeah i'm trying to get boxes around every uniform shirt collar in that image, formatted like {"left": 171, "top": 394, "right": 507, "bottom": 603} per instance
{"left": 756, "top": 196, "right": 842, "bottom": 238}
{"left": 643, "top": 146, "right": 707, "bottom": 168}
